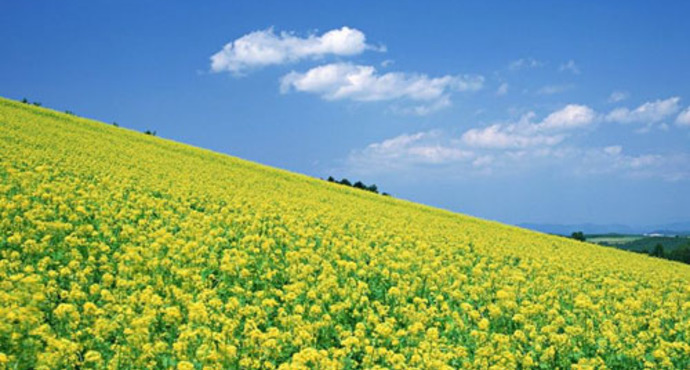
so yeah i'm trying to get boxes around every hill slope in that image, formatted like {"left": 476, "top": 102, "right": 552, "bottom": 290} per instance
{"left": 1, "top": 97, "right": 689, "bottom": 369}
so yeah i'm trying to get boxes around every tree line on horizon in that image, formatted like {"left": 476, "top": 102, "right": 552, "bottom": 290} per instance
{"left": 326, "top": 176, "right": 390, "bottom": 197}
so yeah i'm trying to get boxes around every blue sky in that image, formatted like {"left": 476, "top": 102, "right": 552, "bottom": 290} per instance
{"left": 3, "top": 1, "right": 690, "bottom": 226}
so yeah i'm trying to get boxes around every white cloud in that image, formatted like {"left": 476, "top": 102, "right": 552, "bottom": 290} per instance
{"left": 496, "top": 82, "right": 509, "bottom": 96}
{"left": 634, "top": 122, "right": 671, "bottom": 134}
{"left": 536, "top": 84, "right": 573, "bottom": 95}
{"left": 509, "top": 58, "right": 544, "bottom": 71}
{"left": 345, "top": 96, "right": 688, "bottom": 180}
{"left": 349, "top": 131, "right": 690, "bottom": 181}
{"left": 472, "top": 155, "right": 494, "bottom": 167}
{"left": 676, "top": 106, "right": 690, "bottom": 126}
{"left": 210, "top": 27, "right": 381, "bottom": 74}
{"left": 346, "top": 100, "right": 689, "bottom": 180}
{"left": 544, "top": 147, "right": 690, "bottom": 181}
{"left": 461, "top": 104, "right": 596, "bottom": 149}
{"left": 608, "top": 91, "right": 629, "bottom": 103}
{"left": 280, "top": 63, "right": 483, "bottom": 114}
{"left": 603, "top": 145, "right": 622, "bottom": 156}
{"left": 577, "top": 148, "right": 690, "bottom": 181}
{"left": 540, "top": 104, "right": 597, "bottom": 130}
{"left": 559, "top": 60, "right": 581, "bottom": 74}
{"left": 605, "top": 97, "right": 681, "bottom": 124}
{"left": 461, "top": 124, "right": 565, "bottom": 149}
{"left": 347, "top": 131, "right": 474, "bottom": 172}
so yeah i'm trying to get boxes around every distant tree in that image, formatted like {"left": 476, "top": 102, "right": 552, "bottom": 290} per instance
{"left": 327, "top": 176, "right": 389, "bottom": 196}
{"left": 21, "top": 98, "right": 29, "bottom": 104}
{"left": 144, "top": 130, "right": 157, "bottom": 136}
{"left": 668, "top": 245, "right": 690, "bottom": 264}
{"left": 651, "top": 243, "right": 665, "bottom": 258}
{"left": 32, "top": 102, "right": 42, "bottom": 107}
{"left": 571, "top": 231, "right": 586, "bottom": 242}
{"left": 64, "top": 110, "right": 75, "bottom": 115}
{"left": 382, "top": 192, "right": 391, "bottom": 196}
{"left": 112, "top": 122, "right": 119, "bottom": 127}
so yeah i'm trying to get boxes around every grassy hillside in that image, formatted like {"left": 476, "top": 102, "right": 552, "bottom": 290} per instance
{"left": 1, "top": 97, "right": 689, "bottom": 369}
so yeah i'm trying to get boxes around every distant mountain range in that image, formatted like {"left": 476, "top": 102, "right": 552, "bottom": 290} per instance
{"left": 517, "top": 222, "right": 690, "bottom": 236}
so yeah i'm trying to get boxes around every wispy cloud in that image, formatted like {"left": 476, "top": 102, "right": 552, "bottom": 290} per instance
{"left": 462, "top": 123, "right": 565, "bottom": 149}
{"left": 390, "top": 96, "right": 453, "bottom": 116}
{"left": 496, "top": 82, "right": 509, "bottom": 96}
{"left": 509, "top": 58, "right": 544, "bottom": 71}
{"left": 603, "top": 145, "right": 622, "bottom": 156}
{"left": 349, "top": 104, "right": 598, "bottom": 173}
{"left": 380, "top": 59, "right": 394, "bottom": 68}
{"left": 541, "top": 104, "right": 598, "bottom": 130}
{"left": 280, "top": 63, "right": 483, "bottom": 115}
{"left": 576, "top": 147, "right": 690, "bottom": 181}
{"left": 676, "top": 106, "right": 690, "bottom": 127}
{"left": 461, "top": 104, "right": 596, "bottom": 149}
{"left": 347, "top": 99, "right": 690, "bottom": 181}
{"left": 536, "top": 84, "right": 573, "bottom": 95}
{"left": 347, "top": 130, "right": 475, "bottom": 172}
{"left": 348, "top": 132, "right": 690, "bottom": 181}
{"left": 605, "top": 97, "right": 681, "bottom": 124}
{"left": 559, "top": 60, "right": 581, "bottom": 74}
{"left": 210, "top": 27, "right": 383, "bottom": 74}
{"left": 608, "top": 91, "right": 629, "bottom": 103}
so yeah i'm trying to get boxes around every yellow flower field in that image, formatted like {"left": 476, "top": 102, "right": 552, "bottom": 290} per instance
{"left": 1, "top": 97, "right": 689, "bottom": 369}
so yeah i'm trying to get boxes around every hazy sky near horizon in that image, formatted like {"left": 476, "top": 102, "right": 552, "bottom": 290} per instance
{"left": 2, "top": 1, "right": 690, "bottom": 226}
